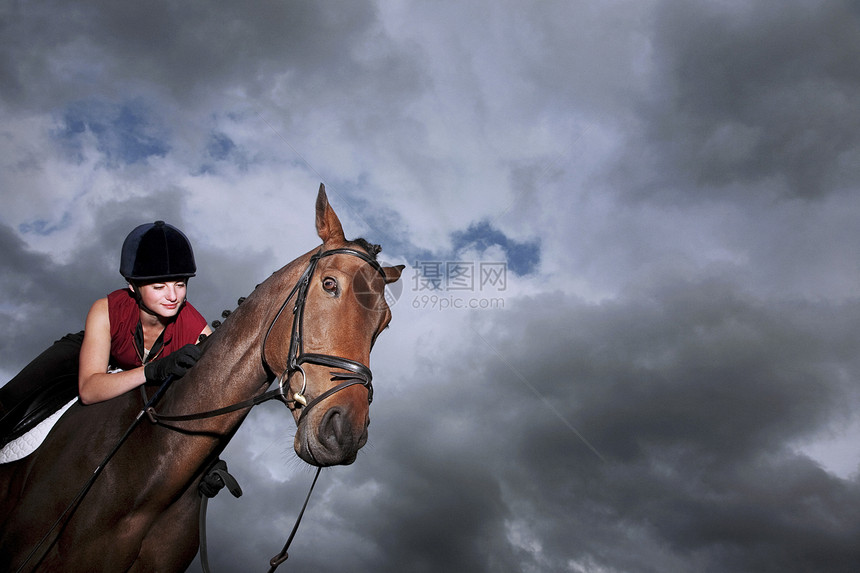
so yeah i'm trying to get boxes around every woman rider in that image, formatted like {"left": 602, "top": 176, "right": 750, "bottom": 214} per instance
{"left": 0, "top": 221, "right": 211, "bottom": 443}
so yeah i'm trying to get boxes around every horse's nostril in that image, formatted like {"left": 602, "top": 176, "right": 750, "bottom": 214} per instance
{"left": 319, "top": 407, "right": 348, "bottom": 448}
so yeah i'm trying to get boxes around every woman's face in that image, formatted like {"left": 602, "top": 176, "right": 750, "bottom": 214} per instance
{"left": 135, "top": 281, "right": 187, "bottom": 318}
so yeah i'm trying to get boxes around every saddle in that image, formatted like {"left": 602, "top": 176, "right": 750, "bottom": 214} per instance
{"left": 0, "top": 374, "right": 80, "bottom": 451}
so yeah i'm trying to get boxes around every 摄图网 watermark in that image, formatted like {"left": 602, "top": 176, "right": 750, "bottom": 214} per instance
{"left": 406, "top": 260, "right": 507, "bottom": 311}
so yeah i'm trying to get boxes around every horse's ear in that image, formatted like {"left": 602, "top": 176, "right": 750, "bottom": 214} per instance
{"left": 315, "top": 183, "right": 346, "bottom": 244}
{"left": 383, "top": 264, "right": 405, "bottom": 284}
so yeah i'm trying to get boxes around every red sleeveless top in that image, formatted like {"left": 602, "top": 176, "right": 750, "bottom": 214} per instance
{"left": 107, "top": 288, "right": 207, "bottom": 370}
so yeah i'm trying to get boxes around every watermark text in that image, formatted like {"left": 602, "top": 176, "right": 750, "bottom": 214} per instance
{"left": 410, "top": 260, "right": 507, "bottom": 311}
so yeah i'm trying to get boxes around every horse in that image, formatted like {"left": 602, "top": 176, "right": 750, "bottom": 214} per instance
{"left": 0, "top": 184, "right": 404, "bottom": 572}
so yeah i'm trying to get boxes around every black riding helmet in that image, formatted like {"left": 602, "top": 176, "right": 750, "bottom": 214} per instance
{"left": 120, "top": 221, "right": 196, "bottom": 283}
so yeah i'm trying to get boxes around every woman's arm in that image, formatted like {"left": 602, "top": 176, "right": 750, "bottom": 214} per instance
{"left": 78, "top": 298, "right": 148, "bottom": 405}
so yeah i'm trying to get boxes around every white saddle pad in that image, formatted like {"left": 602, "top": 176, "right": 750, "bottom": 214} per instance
{"left": 0, "top": 398, "right": 77, "bottom": 464}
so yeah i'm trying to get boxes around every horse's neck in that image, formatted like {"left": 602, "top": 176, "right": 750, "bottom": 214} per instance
{"left": 159, "top": 255, "right": 310, "bottom": 428}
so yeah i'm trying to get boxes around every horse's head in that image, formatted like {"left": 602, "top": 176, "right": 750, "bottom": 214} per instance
{"left": 265, "top": 185, "right": 403, "bottom": 466}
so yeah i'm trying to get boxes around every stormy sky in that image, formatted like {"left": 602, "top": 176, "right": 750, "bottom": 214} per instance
{"left": 2, "top": 1, "right": 860, "bottom": 572}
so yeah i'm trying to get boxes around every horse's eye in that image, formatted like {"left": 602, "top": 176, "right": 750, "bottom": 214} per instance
{"left": 322, "top": 277, "right": 338, "bottom": 294}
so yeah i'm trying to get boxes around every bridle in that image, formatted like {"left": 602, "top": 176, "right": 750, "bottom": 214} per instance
{"left": 262, "top": 247, "right": 386, "bottom": 423}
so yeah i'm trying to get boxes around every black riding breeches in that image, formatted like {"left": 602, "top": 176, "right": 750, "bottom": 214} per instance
{"left": 0, "top": 331, "right": 84, "bottom": 444}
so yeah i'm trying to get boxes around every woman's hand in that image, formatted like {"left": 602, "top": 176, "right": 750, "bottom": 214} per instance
{"left": 143, "top": 344, "right": 202, "bottom": 383}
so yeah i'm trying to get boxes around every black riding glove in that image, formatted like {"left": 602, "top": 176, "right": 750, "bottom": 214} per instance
{"left": 144, "top": 344, "right": 202, "bottom": 383}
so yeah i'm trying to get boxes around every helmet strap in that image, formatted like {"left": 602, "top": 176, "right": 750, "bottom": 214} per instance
{"left": 129, "top": 282, "right": 158, "bottom": 317}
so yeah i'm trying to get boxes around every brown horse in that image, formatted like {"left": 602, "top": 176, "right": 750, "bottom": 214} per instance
{"left": 0, "top": 185, "right": 404, "bottom": 572}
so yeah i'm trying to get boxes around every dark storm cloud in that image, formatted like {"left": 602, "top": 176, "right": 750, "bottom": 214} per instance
{"left": 0, "top": 223, "right": 104, "bottom": 372}
{"left": 0, "top": 0, "right": 421, "bottom": 114}
{"left": 202, "top": 272, "right": 860, "bottom": 572}
{"left": 617, "top": 0, "right": 860, "bottom": 201}
{"left": 473, "top": 279, "right": 860, "bottom": 572}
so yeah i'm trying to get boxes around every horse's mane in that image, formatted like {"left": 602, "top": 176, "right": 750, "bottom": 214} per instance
{"left": 351, "top": 238, "right": 382, "bottom": 259}
{"left": 208, "top": 237, "right": 382, "bottom": 332}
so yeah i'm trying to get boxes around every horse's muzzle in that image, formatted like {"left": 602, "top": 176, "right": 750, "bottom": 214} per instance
{"left": 294, "top": 382, "right": 370, "bottom": 467}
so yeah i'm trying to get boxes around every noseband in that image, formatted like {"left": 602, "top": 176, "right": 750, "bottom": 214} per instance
{"left": 263, "top": 247, "right": 386, "bottom": 423}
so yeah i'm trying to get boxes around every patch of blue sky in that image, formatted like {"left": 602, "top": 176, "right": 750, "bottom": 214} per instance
{"left": 451, "top": 220, "right": 540, "bottom": 276}
{"left": 207, "top": 132, "right": 236, "bottom": 161}
{"left": 322, "top": 181, "right": 540, "bottom": 277}
{"left": 195, "top": 131, "right": 249, "bottom": 175}
{"left": 18, "top": 210, "right": 73, "bottom": 236}
{"left": 53, "top": 100, "right": 170, "bottom": 166}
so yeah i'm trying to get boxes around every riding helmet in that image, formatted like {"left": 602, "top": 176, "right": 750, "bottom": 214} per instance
{"left": 120, "top": 221, "right": 197, "bottom": 282}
